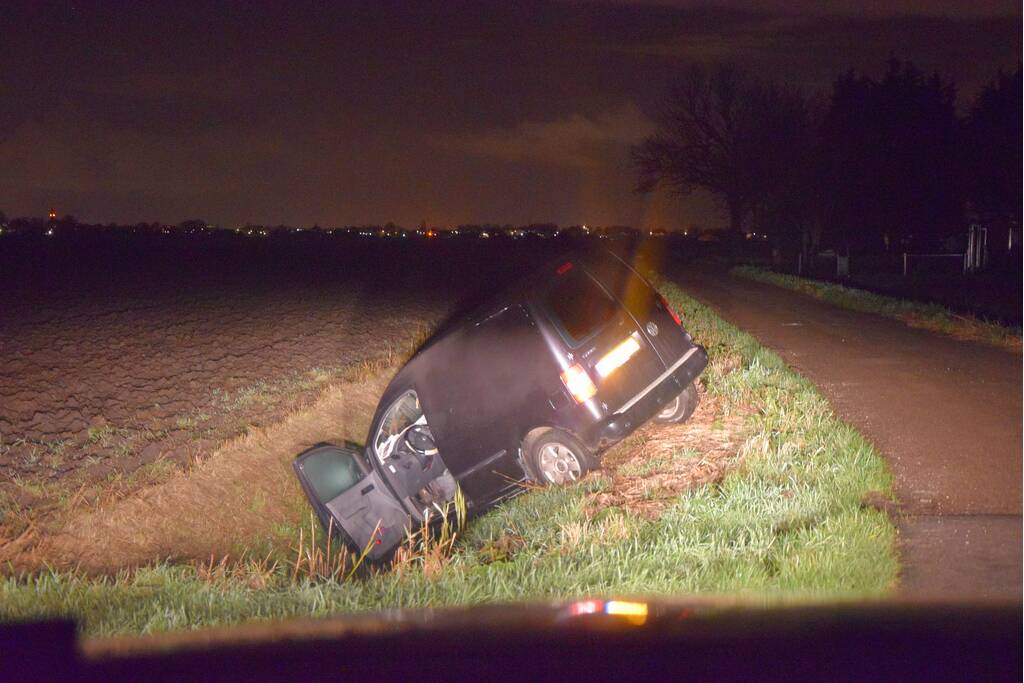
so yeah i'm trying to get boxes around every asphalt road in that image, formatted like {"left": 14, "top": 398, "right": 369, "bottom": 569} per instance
{"left": 673, "top": 267, "right": 1022, "bottom": 599}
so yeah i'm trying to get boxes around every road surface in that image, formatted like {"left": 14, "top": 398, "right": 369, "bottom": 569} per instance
{"left": 673, "top": 267, "right": 1022, "bottom": 599}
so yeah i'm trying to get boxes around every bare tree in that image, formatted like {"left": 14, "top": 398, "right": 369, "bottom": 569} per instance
{"left": 633, "top": 65, "right": 812, "bottom": 235}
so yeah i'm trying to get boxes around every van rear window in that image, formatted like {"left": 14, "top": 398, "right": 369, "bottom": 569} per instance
{"left": 585, "top": 257, "right": 654, "bottom": 316}
{"left": 545, "top": 269, "right": 618, "bottom": 344}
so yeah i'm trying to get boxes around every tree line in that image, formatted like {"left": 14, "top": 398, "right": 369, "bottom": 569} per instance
{"left": 633, "top": 58, "right": 1022, "bottom": 257}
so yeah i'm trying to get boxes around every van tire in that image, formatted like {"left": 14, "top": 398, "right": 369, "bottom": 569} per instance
{"left": 653, "top": 382, "right": 700, "bottom": 424}
{"left": 523, "top": 429, "right": 597, "bottom": 486}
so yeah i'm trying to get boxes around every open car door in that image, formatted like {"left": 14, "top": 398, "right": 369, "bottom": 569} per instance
{"left": 292, "top": 442, "right": 411, "bottom": 562}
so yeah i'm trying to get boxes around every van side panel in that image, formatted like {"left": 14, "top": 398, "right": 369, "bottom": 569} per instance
{"left": 415, "top": 304, "right": 554, "bottom": 503}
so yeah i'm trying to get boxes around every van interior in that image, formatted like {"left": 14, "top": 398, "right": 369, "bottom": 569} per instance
{"left": 372, "top": 390, "right": 458, "bottom": 518}
{"left": 292, "top": 390, "right": 457, "bottom": 559}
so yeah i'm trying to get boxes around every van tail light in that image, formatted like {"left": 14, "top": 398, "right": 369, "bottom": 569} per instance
{"left": 659, "top": 294, "right": 683, "bottom": 326}
{"left": 560, "top": 363, "right": 597, "bottom": 404}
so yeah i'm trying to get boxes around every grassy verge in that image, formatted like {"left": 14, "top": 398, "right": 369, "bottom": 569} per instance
{"left": 732, "top": 265, "right": 1021, "bottom": 350}
{"left": 0, "top": 284, "right": 898, "bottom": 639}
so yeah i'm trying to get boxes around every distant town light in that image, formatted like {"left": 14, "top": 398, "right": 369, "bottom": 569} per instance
{"left": 48, "top": 210, "right": 57, "bottom": 220}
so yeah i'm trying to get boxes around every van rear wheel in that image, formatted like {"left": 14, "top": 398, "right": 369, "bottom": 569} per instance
{"left": 653, "top": 382, "right": 700, "bottom": 424}
{"left": 524, "top": 429, "right": 597, "bottom": 486}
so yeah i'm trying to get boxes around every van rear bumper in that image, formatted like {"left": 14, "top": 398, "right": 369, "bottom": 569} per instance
{"left": 580, "top": 344, "right": 709, "bottom": 451}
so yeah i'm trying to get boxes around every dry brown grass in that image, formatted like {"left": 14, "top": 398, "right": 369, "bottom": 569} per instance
{"left": 391, "top": 489, "right": 466, "bottom": 579}
{"left": 289, "top": 514, "right": 378, "bottom": 583}
{"left": 557, "top": 513, "right": 635, "bottom": 553}
{"left": 586, "top": 387, "right": 753, "bottom": 519}
{"left": 194, "top": 550, "right": 279, "bottom": 591}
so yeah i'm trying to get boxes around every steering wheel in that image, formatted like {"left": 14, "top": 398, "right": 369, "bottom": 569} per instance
{"left": 405, "top": 424, "right": 437, "bottom": 470}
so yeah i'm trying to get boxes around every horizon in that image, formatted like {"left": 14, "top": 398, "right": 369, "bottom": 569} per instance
{"left": 2, "top": 1, "right": 1019, "bottom": 230}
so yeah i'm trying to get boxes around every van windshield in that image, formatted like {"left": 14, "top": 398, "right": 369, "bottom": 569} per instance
{"left": 545, "top": 269, "right": 618, "bottom": 344}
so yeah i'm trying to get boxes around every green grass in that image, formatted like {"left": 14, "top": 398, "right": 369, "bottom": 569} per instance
{"left": 732, "top": 265, "right": 1021, "bottom": 349}
{"left": 0, "top": 285, "right": 898, "bottom": 638}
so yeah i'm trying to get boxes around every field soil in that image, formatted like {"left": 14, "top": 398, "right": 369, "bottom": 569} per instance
{"left": 2, "top": 237, "right": 513, "bottom": 567}
{"left": 0, "top": 236, "right": 543, "bottom": 494}
{"left": 0, "top": 280, "right": 442, "bottom": 487}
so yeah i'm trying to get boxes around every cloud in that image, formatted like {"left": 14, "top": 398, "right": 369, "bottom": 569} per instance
{"left": 433, "top": 104, "right": 655, "bottom": 170}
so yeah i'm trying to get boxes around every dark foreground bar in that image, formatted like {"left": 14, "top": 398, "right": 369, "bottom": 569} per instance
{"left": 3, "top": 599, "right": 1020, "bottom": 682}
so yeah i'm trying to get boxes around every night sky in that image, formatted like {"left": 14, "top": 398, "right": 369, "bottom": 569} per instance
{"left": 1, "top": 1, "right": 1019, "bottom": 230}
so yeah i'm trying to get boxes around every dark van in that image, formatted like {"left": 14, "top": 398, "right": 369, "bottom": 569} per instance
{"left": 293, "top": 250, "right": 708, "bottom": 560}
